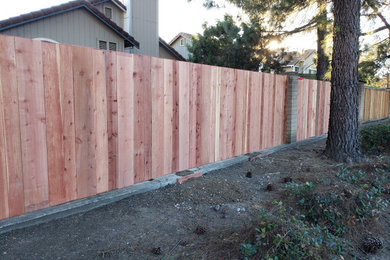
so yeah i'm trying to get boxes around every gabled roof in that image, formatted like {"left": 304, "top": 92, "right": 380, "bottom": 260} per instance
{"left": 286, "top": 49, "right": 316, "bottom": 66}
{"left": 0, "top": 0, "right": 139, "bottom": 48}
{"left": 89, "top": 0, "right": 127, "bottom": 12}
{"left": 169, "top": 32, "right": 192, "bottom": 45}
{"left": 159, "top": 37, "right": 186, "bottom": 61}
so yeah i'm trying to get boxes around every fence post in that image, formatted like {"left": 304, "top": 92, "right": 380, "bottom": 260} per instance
{"left": 285, "top": 73, "right": 299, "bottom": 143}
{"left": 358, "top": 83, "right": 365, "bottom": 123}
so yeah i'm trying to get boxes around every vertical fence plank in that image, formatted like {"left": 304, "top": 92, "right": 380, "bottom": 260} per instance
{"left": 163, "top": 59, "right": 174, "bottom": 176}
{"left": 323, "top": 82, "right": 331, "bottom": 132}
{"left": 234, "top": 70, "right": 248, "bottom": 156}
{"left": 94, "top": 50, "right": 109, "bottom": 193}
{"left": 198, "top": 65, "right": 211, "bottom": 165}
{"left": 247, "top": 72, "right": 261, "bottom": 152}
{"left": 189, "top": 63, "right": 200, "bottom": 168}
{"left": 219, "top": 68, "right": 236, "bottom": 160}
{"left": 42, "top": 42, "right": 66, "bottom": 206}
{"left": 117, "top": 53, "right": 134, "bottom": 188}
{"left": 151, "top": 57, "right": 164, "bottom": 178}
{"left": 316, "top": 81, "right": 324, "bottom": 135}
{"left": 273, "top": 75, "right": 288, "bottom": 146}
{"left": 213, "top": 67, "right": 222, "bottom": 161}
{"left": 106, "top": 50, "right": 118, "bottom": 190}
{"left": 15, "top": 37, "right": 49, "bottom": 212}
{"left": 143, "top": 56, "right": 152, "bottom": 181}
{"left": 132, "top": 55, "right": 145, "bottom": 183}
{"left": 172, "top": 61, "right": 180, "bottom": 172}
{"left": 59, "top": 44, "right": 77, "bottom": 201}
{"left": 178, "top": 61, "right": 190, "bottom": 171}
{"left": 262, "top": 73, "right": 274, "bottom": 148}
{"left": 0, "top": 35, "right": 24, "bottom": 217}
{"left": 73, "top": 45, "right": 97, "bottom": 198}
{"left": 0, "top": 80, "right": 9, "bottom": 219}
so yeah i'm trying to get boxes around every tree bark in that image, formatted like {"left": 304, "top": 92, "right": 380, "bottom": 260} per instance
{"left": 325, "top": 0, "right": 362, "bottom": 162}
{"left": 316, "top": 0, "right": 328, "bottom": 80}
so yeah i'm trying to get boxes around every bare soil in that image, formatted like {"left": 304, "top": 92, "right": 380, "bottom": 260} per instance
{"left": 0, "top": 137, "right": 389, "bottom": 260}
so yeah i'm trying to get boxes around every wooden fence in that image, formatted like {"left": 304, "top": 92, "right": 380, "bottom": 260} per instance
{"left": 296, "top": 78, "right": 331, "bottom": 141}
{"left": 2, "top": 35, "right": 388, "bottom": 221}
{"left": 0, "top": 35, "right": 291, "bottom": 220}
{"left": 361, "top": 87, "right": 390, "bottom": 121}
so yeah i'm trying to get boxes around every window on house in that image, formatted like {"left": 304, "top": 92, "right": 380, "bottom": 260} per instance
{"left": 294, "top": 66, "right": 299, "bottom": 72}
{"left": 180, "top": 39, "right": 184, "bottom": 46}
{"left": 105, "top": 7, "right": 113, "bottom": 19}
{"left": 109, "top": 42, "right": 117, "bottom": 51}
{"left": 98, "top": 40, "right": 107, "bottom": 50}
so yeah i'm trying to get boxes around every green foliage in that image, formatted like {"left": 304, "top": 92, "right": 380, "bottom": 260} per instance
{"left": 188, "top": 15, "right": 285, "bottom": 72}
{"left": 360, "top": 124, "right": 390, "bottom": 154}
{"left": 188, "top": 15, "right": 260, "bottom": 70}
{"left": 241, "top": 204, "right": 346, "bottom": 259}
{"left": 359, "top": 39, "right": 390, "bottom": 87}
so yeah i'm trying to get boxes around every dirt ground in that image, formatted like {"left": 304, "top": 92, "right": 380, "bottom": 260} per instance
{"left": 0, "top": 137, "right": 389, "bottom": 259}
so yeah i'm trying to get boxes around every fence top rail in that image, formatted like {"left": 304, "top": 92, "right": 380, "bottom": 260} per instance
{"left": 363, "top": 86, "right": 390, "bottom": 91}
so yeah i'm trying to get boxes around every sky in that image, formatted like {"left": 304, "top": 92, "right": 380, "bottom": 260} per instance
{"left": 0, "top": 0, "right": 316, "bottom": 51}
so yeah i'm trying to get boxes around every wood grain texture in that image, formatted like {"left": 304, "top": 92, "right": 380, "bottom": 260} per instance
{"left": 0, "top": 75, "right": 9, "bottom": 219}
{"left": 163, "top": 59, "right": 174, "bottom": 176}
{"left": 42, "top": 42, "right": 66, "bottom": 206}
{"left": 117, "top": 53, "right": 134, "bottom": 188}
{"left": 143, "top": 56, "right": 152, "bottom": 181}
{"left": 132, "top": 55, "right": 145, "bottom": 183}
{"left": 93, "top": 50, "right": 109, "bottom": 193}
{"left": 234, "top": 70, "right": 249, "bottom": 156}
{"left": 198, "top": 65, "right": 211, "bottom": 165}
{"left": 178, "top": 61, "right": 190, "bottom": 171}
{"left": 0, "top": 35, "right": 24, "bottom": 217}
{"left": 72, "top": 45, "right": 97, "bottom": 198}
{"left": 247, "top": 72, "right": 262, "bottom": 152}
{"left": 151, "top": 57, "right": 164, "bottom": 178}
{"left": 262, "top": 73, "right": 274, "bottom": 149}
{"left": 106, "top": 50, "right": 118, "bottom": 190}
{"left": 15, "top": 37, "right": 49, "bottom": 212}
{"left": 59, "top": 44, "right": 77, "bottom": 201}
{"left": 189, "top": 63, "right": 200, "bottom": 169}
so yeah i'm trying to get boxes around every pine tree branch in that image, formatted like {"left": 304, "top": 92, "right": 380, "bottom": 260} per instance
{"left": 361, "top": 26, "right": 388, "bottom": 35}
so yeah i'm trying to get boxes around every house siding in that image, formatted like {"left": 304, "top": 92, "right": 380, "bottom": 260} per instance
{"left": 1, "top": 8, "right": 125, "bottom": 51}
{"left": 93, "top": 1, "right": 124, "bottom": 28}
{"left": 171, "top": 37, "right": 191, "bottom": 60}
{"left": 159, "top": 44, "right": 178, "bottom": 60}
{"left": 129, "top": 0, "right": 158, "bottom": 57}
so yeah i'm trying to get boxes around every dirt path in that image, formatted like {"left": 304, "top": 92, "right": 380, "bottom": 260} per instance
{"left": 0, "top": 137, "right": 389, "bottom": 259}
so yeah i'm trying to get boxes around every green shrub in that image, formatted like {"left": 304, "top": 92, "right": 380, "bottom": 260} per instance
{"left": 241, "top": 204, "right": 346, "bottom": 259}
{"left": 360, "top": 124, "right": 390, "bottom": 154}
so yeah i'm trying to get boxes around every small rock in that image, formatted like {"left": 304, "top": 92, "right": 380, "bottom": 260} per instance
{"left": 194, "top": 225, "right": 207, "bottom": 235}
{"left": 179, "top": 240, "right": 189, "bottom": 246}
{"left": 214, "top": 205, "right": 221, "bottom": 211}
{"left": 305, "top": 167, "right": 311, "bottom": 172}
{"left": 266, "top": 183, "right": 273, "bottom": 191}
{"left": 151, "top": 247, "right": 162, "bottom": 255}
{"left": 283, "top": 177, "right": 293, "bottom": 183}
{"left": 361, "top": 235, "right": 383, "bottom": 253}
{"left": 246, "top": 171, "right": 252, "bottom": 178}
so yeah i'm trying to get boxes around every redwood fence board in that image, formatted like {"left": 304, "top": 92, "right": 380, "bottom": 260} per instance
{"left": 363, "top": 88, "right": 389, "bottom": 121}
{"left": 0, "top": 35, "right": 25, "bottom": 217}
{"left": 59, "top": 44, "right": 78, "bottom": 202}
{"left": 15, "top": 37, "right": 49, "bottom": 212}
{"left": 0, "top": 35, "right": 387, "bottom": 221}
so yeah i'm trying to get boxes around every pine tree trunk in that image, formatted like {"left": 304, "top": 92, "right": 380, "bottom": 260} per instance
{"left": 325, "top": 0, "right": 362, "bottom": 162}
{"left": 316, "top": 0, "right": 328, "bottom": 80}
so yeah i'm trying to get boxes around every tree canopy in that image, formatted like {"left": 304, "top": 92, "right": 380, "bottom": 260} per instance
{"left": 188, "top": 15, "right": 286, "bottom": 72}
